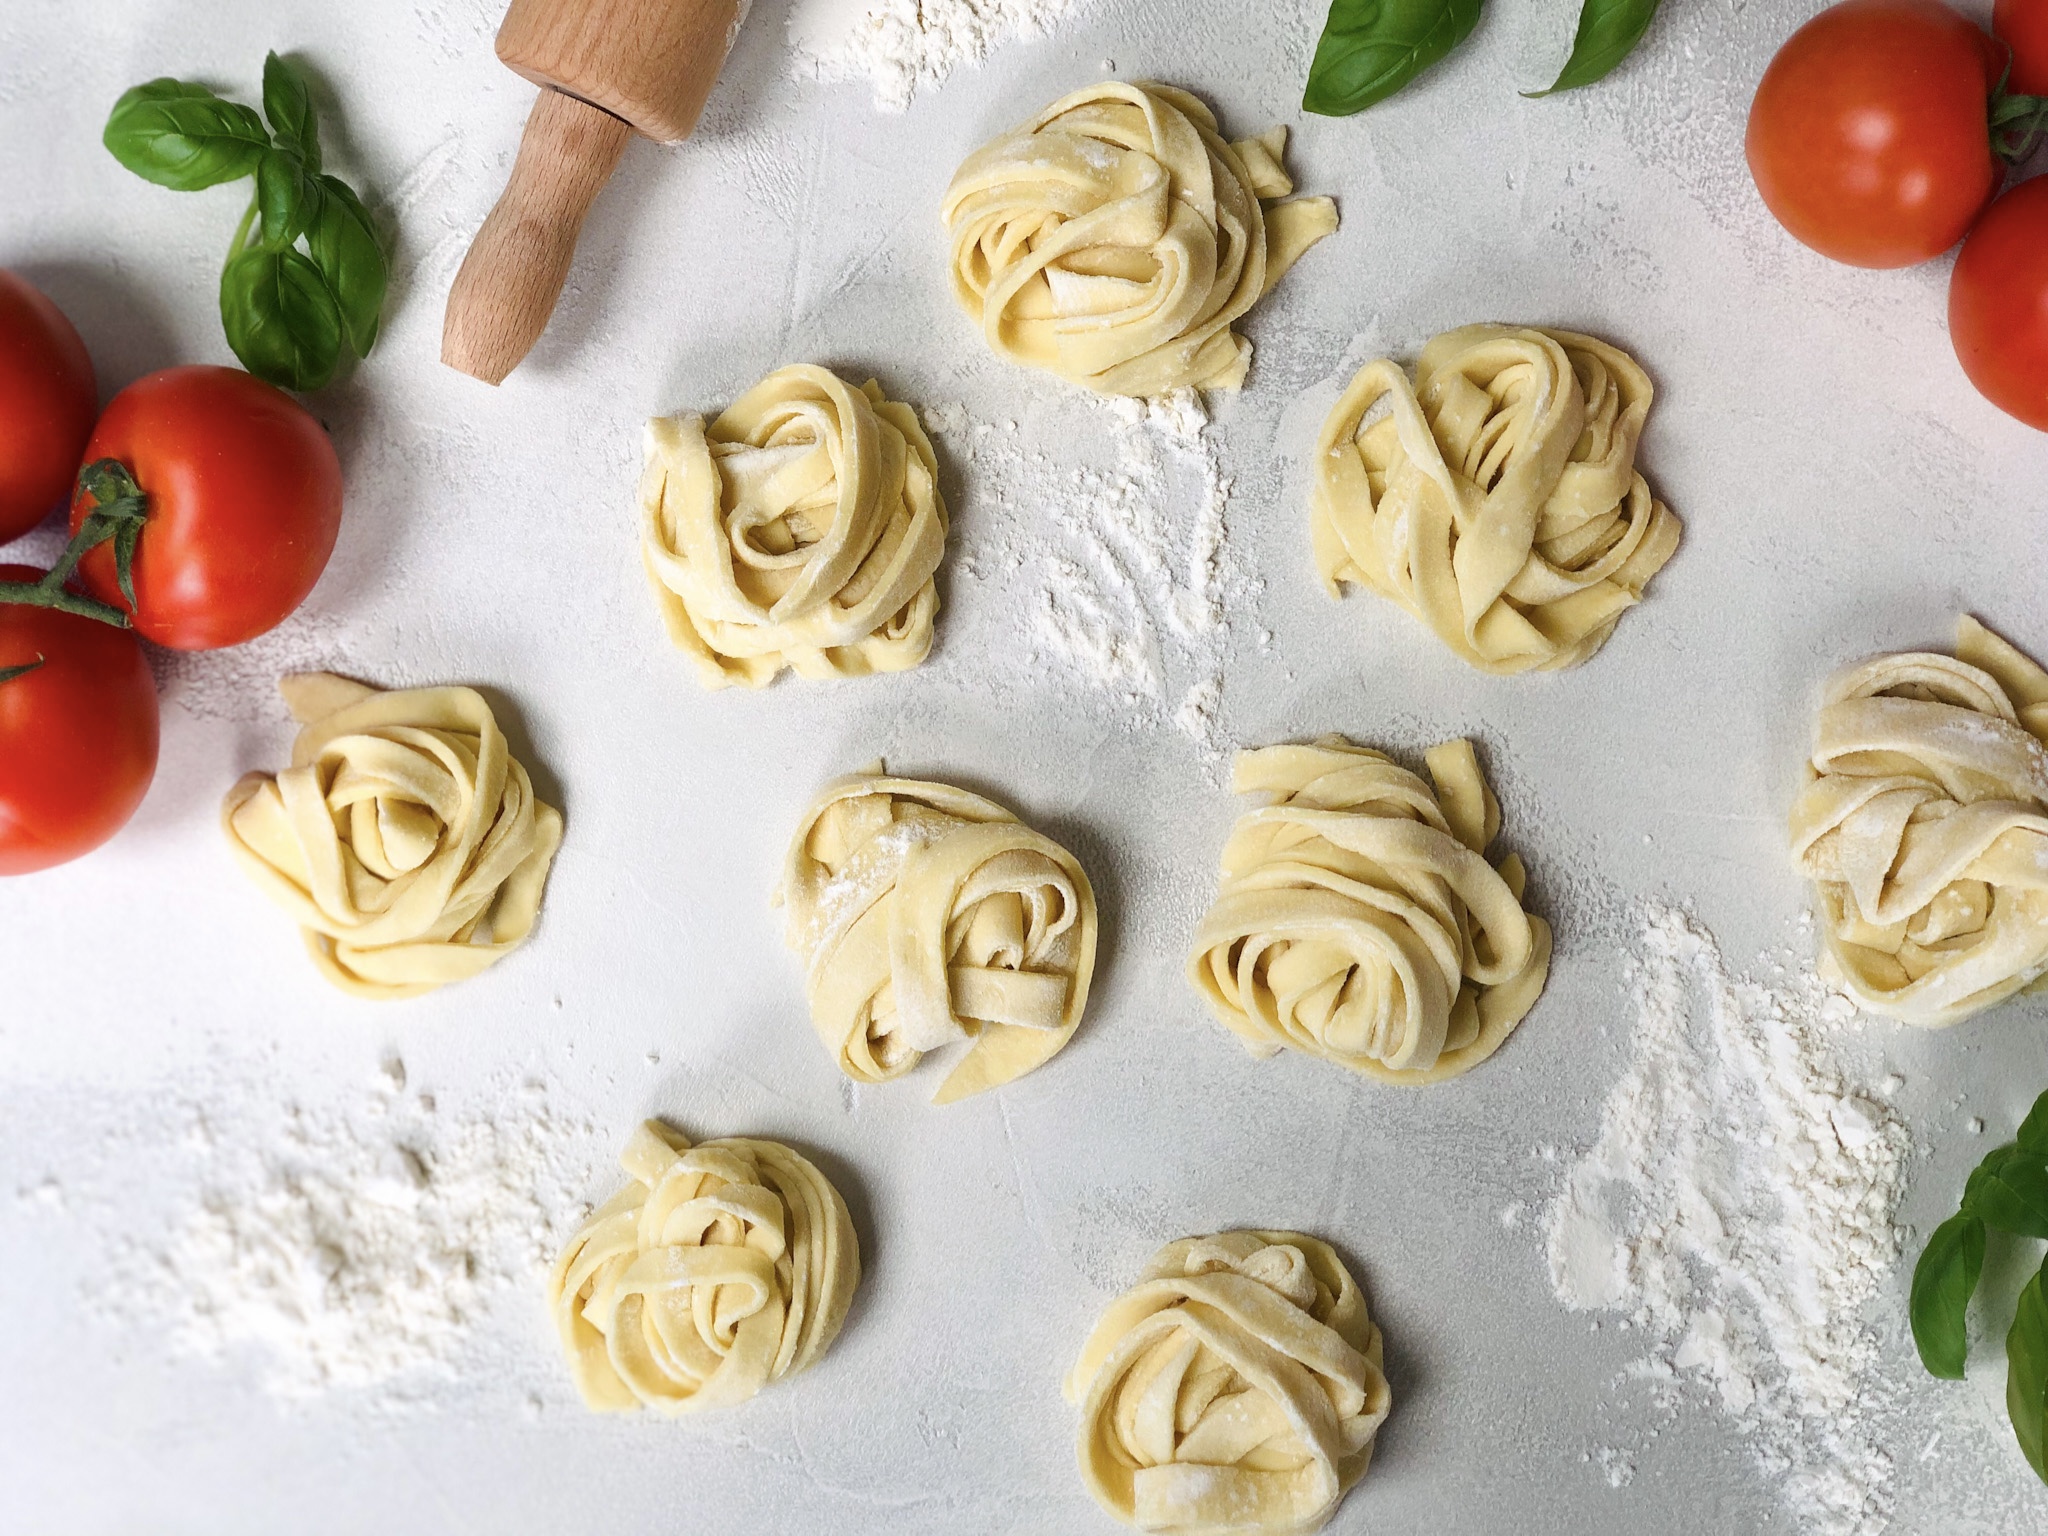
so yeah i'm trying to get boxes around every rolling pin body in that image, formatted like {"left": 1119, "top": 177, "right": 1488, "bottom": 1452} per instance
{"left": 443, "top": 0, "right": 744, "bottom": 383}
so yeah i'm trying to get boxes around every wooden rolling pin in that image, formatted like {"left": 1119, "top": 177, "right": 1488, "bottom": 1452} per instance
{"left": 443, "top": 0, "right": 744, "bottom": 383}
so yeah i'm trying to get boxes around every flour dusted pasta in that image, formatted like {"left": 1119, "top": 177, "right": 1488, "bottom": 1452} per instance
{"left": 641, "top": 365, "right": 947, "bottom": 687}
{"left": 1312, "top": 325, "right": 1680, "bottom": 674}
{"left": 942, "top": 82, "right": 1338, "bottom": 395}
{"left": 1790, "top": 616, "right": 2048, "bottom": 1026}
{"left": 221, "top": 673, "right": 561, "bottom": 999}
{"left": 1190, "top": 736, "right": 1550, "bottom": 1083}
{"left": 779, "top": 767, "right": 1097, "bottom": 1103}
{"left": 1067, "top": 1230, "right": 1390, "bottom": 1534}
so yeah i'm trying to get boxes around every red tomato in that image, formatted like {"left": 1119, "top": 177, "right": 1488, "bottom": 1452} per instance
{"left": 69, "top": 366, "right": 343, "bottom": 651}
{"left": 1950, "top": 176, "right": 2048, "bottom": 429}
{"left": 0, "top": 564, "right": 160, "bottom": 875}
{"left": 1747, "top": 0, "right": 2000, "bottom": 268}
{"left": 0, "top": 271, "right": 97, "bottom": 545}
{"left": 1996, "top": 0, "right": 2048, "bottom": 93}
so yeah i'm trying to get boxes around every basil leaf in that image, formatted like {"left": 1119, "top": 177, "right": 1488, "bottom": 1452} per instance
{"left": 1911, "top": 1212, "right": 1985, "bottom": 1380}
{"left": 2007, "top": 1256, "right": 2048, "bottom": 1483}
{"left": 261, "top": 52, "right": 319, "bottom": 172}
{"left": 104, "top": 79, "right": 269, "bottom": 190}
{"left": 1533, "top": 0, "right": 1662, "bottom": 96}
{"left": 256, "top": 147, "right": 320, "bottom": 247}
{"left": 308, "top": 175, "right": 388, "bottom": 356}
{"left": 1966, "top": 1146, "right": 2048, "bottom": 1239}
{"left": 1305, "top": 0, "right": 1485, "bottom": 117}
{"left": 221, "top": 245, "right": 341, "bottom": 391}
{"left": 2018, "top": 1090, "right": 2048, "bottom": 1154}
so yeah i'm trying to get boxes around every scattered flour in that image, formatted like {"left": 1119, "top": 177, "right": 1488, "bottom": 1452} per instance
{"left": 114, "top": 1064, "right": 597, "bottom": 1402}
{"left": 1545, "top": 907, "right": 1912, "bottom": 1535}
{"left": 788, "top": 0, "right": 1096, "bottom": 111}
{"left": 924, "top": 390, "right": 1246, "bottom": 760}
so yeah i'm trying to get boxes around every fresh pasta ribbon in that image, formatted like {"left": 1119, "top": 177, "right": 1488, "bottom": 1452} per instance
{"left": 548, "top": 1121, "right": 860, "bottom": 1415}
{"left": 1312, "top": 324, "right": 1680, "bottom": 674}
{"left": 1789, "top": 615, "right": 2048, "bottom": 1026}
{"left": 1190, "top": 735, "right": 1551, "bottom": 1083}
{"left": 941, "top": 81, "right": 1339, "bottom": 396}
{"left": 641, "top": 365, "right": 948, "bottom": 688}
{"left": 1066, "top": 1230, "right": 1391, "bottom": 1535}
{"left": 778, "top": 767, "right": 1098, "bottom": 1103}
{"left": 220, "top": 673, "right": 561, "bottom": 1000}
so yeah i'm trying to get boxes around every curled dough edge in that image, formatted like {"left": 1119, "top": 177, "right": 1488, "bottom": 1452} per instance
{"left": 220, "top": 672, "right": 561, "bottom": 1000}
{"left": 1789, "top": 615, "right": 2048, "bottom": 1026}
{"left": 779, "top": 767, "right": 1099, "bottom": 1103}
{"left": 1191, "top": 735, "right": 1551, "bottom": 1083}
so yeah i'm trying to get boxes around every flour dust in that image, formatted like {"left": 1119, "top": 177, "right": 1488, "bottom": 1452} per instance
{"left": 787, "top": 0, "right": 1098, "bottom": 111}
{"left": 1545, "top": 907, "right": 1912, "bottom": 1536}
{"left": 923, "top": 390, "right": 1249, "bottom": 762}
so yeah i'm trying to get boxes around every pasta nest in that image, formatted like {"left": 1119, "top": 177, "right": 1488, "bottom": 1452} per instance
{"left": 1190, "top": 736, "right": 1551, "bottom": 1083}
{"left": 1312, "top": 324, "right": 1681, "bottom": 674}
{"left": 1065, "top": 1230, "right": 1390, "bottom": 1536}
{"left": 941, "top": 81, "right": 1339, "bottom": 396}
{"left": 1789, "top": 615, "right": 2048, "bottom": 1026}
{"left": 778, "top": 768, "right": 1097, "bottom": 1103}
{"left": 641, "top": 364, "right": 948, "bottom": 687}
{"left": 221, "top": 673, "right": 561, "bottom": 999}
{"left": 549, "top": 1121, "right": 859, "bottom": 1414}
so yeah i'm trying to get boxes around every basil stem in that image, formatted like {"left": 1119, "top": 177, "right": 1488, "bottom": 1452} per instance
{"left": 1532, "top": 0, "right": 1662, "bottom": 97}
{"left": 1910, "top": 1212, "right": 1984, "bottom": 1381}
{"left": 1304, "top": 0, "right": 1485, "bottom": 117}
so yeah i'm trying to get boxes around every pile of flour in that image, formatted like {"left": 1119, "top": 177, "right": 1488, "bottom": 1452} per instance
{"left": 116, "top": 1062, "right": 597, "bottom": 1403}
{"left": 924, "top": 390, "right": 1247, "bottom": 760}
{"left": 788, "top": 0, "right": 1097, "bottom": 110}
{"left": 1545, "top": 908, "right": 1913, "bottom": 1535}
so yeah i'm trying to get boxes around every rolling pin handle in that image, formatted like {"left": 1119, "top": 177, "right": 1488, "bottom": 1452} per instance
{"left": 442, "top": 87, "right": 633, "bottom": 385}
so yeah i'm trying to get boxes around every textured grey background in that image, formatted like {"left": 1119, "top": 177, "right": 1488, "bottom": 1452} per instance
{"left": 4, "top": 0, "right": 2048, "bottom": 1531}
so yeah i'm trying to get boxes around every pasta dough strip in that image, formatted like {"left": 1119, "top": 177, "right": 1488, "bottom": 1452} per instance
{"left": 1789, "top": 616, "right": 2048, "bottom": 1026}
{"left": 548, "top": 1121, "right": 860, "bottom": 1415}
{"left": 778, "top": 767, "right": 1098, "bottom": 1102}
{"left": 942, "top": 82, "right": 1338, "bottom": 396}
{"left": 221, "top": 673, "right": 561, "bottom": 999}
{"left": 1067, "top": 1231, "right": 1391, "bottom": 1535}
{"left": 1312, "top": 324, "right": 1680, "bottom": 674}
{"left": 1190, "top": 736, "right": 1551, "bottom": 1083}
{"left": 641, "top": 365, "right": 948, "bottom": 687}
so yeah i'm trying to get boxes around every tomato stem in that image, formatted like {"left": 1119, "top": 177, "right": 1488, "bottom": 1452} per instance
{"left": 0, "top": 460, "right": 151, "bottom": 631}
{"left": 1988, "top": 53, "right": 2048, "bottom": 163}
{"left": 0, "top": 579, "right": 129, "bottom": 626}
{"left": 0, "top": 656, "right": 46, "bottom": 685}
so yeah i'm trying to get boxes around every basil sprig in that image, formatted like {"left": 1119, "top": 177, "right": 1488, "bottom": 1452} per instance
{"left": 1304, "top": 0, "right": 1663, "bottom": 115}
{"left": 1911, "top": 1088, "right": 2048, "bottom": 1483}
{"left": 103, "top": 53, "right": 386, "bottom": 392}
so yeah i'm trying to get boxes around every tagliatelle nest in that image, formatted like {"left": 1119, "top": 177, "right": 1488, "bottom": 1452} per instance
{"left": 1065, "top": 1230, "right": 1391, "bottom": 1535}
{"left": 1190, "top": 735, "right": 1551, "bottom": 1083}
{"left": 1790, "top": 615, "right": 2048, "bottom": 1026}
{"left": 942, "top": 81, "right": 1339, "bottom": 396}
{"left": 220, "top": 672, "right": 561, "bottom": 999}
